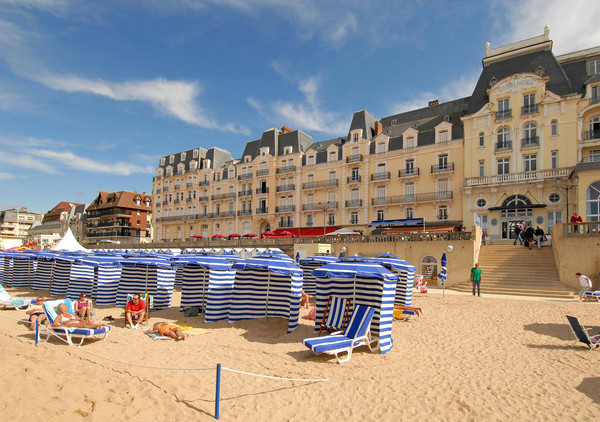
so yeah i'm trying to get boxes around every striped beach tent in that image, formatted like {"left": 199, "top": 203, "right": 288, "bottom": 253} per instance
{"left": 298, "top": 254, "right": 339, "bottom": 296}
{"left": 116, "top": 257, "right": 175, "bottom": 309}
{"left": 32, "top": 252, "right": 61, "bottom": 290}
{"left": 5, "top": 253, "right": 36, "bottom": 288}
{"left": 1, "top": 255, "right": 14, "bottom": 286}
{"left": 229, "top": 257, "right": 304, "bottom": 333}
{"left": 369, "top": 256, "right": 417, "bottom": 309}
{"left": 312, "top": 259, "right": 398, "bottom": 354}
{"left": 66, "top": 255, "right": 122, "bottom": 303}
{"left": 173, "top": 256, "right": 235, "bottom": 322}
{"left": 49, "top": 254, "right": 85, "bottom": 296}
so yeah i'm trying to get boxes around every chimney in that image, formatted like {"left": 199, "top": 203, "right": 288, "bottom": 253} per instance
{"left": 281, "top": 125, "right": 292, "bottom": 133}
{"left": 374, "top": 121, "right": 382, "bottom": 136}
{"left": 428, "top": 100, "right": 439, "bottom": 107}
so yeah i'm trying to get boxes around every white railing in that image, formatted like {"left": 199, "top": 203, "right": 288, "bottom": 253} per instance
{"left": 465, "top": 167, "right": 572, "bottom": 187}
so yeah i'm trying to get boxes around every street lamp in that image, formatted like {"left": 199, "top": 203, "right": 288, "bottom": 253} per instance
{"left": 318, "top": 202, "right": 328, "bottom": 236}
{"left": 555, "top": 176, "right": 579, "bottom": 222}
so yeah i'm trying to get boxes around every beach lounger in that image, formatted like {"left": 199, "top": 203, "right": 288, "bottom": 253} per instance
{"left": 42, "top": 298, "right": 110, "bottom": 347}
{"left": 318, "top": 296, "right": 352, "bottom": 336}
{"left": 0, "top": 282, "right": 34, "bottom": 310}
{"left": 303, "top": 304, "right": 376, "bottom": 364}
{"left": 565, "top": 315, "right": 600, "bottom": 351}
{"left": 585, "top": 291, "right": 600, "bottom": 302}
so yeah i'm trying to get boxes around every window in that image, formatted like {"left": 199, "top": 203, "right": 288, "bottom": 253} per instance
{"left": 551, "top": 151, "right": 558, "bottom": 169}
{"left": 497, "top": 158, "right": 510, "bottom": 175}
{"left": 437, "top": 206, "right": 448, "bottom": 221}
{"left": 391, "top": 119, "right": 397, "bottom": 125}
{"left": 524, "top": 154, "right": 537, "bottom": 172}
{"left": 405, "top": 159, "right": 414, "bottom": 174}
{"left": 587, "top": 181, "right": 600, "bottom": 222}
{"left": 328, "top": 151, "right": 337, "bottom": 162}
{"left": 160, "top": 157, "right": 166, "bottom": 166}
{"left": 353, "top": 133, "right": 358, "bottom": 142}
{"left": 306, "top": 215, "right": 313, "bottom": 227}
{"left": 350, "top": 189, "right": 359, "bottom": 200}
{"left": 497, "top": 127, "right": 511, "bottom": 147}
{"left": 551, "top": 120, "right": 558, "bottom": 136}
{"left": 523, "top": 93, "right": 536, "bottom": 113}
{"left": 350, "top": 212, "right": 359, "bottom": 225}
{"left": 591, "top": 149, "right": 600, "bottom": 162}
{"left": 405, "top": 208, "right": 413, "bottom": 219}
{"left": 438, "top": 130, "right": 448, "bottom": 144}
{"left": 181, "top": 152, "right": 186, "bottom": 161}
{"left": 328, "top": 170, "right": 336, "bottom": 181}
{"left": 169, "top": 155, "right": 175, "bottom": 164}
{"left": 404, "top": 182, "right": 415, "bottom": 198}
{"left": 549, "top": 193, "right": 560, "bottom": 203}
{"left": 497, "top": 98, "right": 510, "bottom": 118}
{"left": 193, "top": 149, "right": 199, "bottom": 158}
{"left": 547, "top": 211, "right": 562, "bottom": 233}
{"left": 523, "top": 123, "right": 537, "bottom": 141}
{"left": 376, "top": 142, "right": 386, "bottom": 153}
{"left": 327, "top": 213, "right": 335, "bottom": 226}
{"left": 376, "top": 185, "right": 386, "bottom": 199}
{"left": 438, "top": 154, "right": 448, "bottom": 170}
{"left": 350, "top": 167, "right": 360, "bottom": 181}
{"left": 404, "top": 136, "right": 415, "bottom": 149}
{"left": 376, "top": 210, "right": 385, "bottom": 221}
{"left": 591, "top": 85, "right": 600, "bottom": 102}
{"left": 436, "top": 178, "right": 449, "bottom": 193}
{"left": 479, "top": 132, "right": 485, "bottom": 147}
{"left": 587, "top": 59, "right": 600, "bottom": 75}
{"left": 589, "top": 116, "right": 600, "bottom": 138}
{"left": 476, "top": 198, "right": 487, "bottom": 208}
{"left": 377, "top": 163, "right": 386, "bottom": 173}
{"left": 479, "top": 160, "right": 485, "bottom": 177}
{"left": 307, "top": 155, "right": 315, "bottom": 165}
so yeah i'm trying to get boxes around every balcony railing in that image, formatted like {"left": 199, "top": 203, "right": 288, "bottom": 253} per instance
{"left": 276, "top": 205, "right": 295, "bottom": 213}
{"left": 277, "top": 184, "right": 295, "bottom": 192}
{"left": 302, "top": 179, "right": 338, "bottom": 189}
{"left": 495, "top": 109, "right": 512, "bottom": 120}
{"left": 256, "top": 187, "right": 269, "bottom": 194}
{"left": 199, "top": 196, "right": 209, "bottom": 202}
{"left": 521, "top": 103, "right": 539, "bottom": 115}
{"left": 276, "top": 165, "right": 296, "bottom": 174}
{"left": 278, "top": 221, "right": 294, "bottom": 228}
{"left": 256, "top": 169, "right": 269, "bottom": 177}
{"left": 162, "top": 200, "right": 168, "bottom": 206}
{"left": 465, "top": 167, "right": 571, "bottom": 187}
{"left": 186, "top": 197, "right": 192, "bottom": 203}
{"left": 174, "top": 199, "right": 180, "bottom": 204}
{"left": 237, "top": 209, "right": 252, "bottom": 216}
{"left": 87, "top": 208, "right": 130, "bottom": 218}
{"left": 302, "top": 202, "right": 337, "bottom": 211}
{"left": 371, "top": 191, "right": 453, "bottom": 205}
{"left": 583, "top": 130, "right": 600, "bottom": 140}
{"left": 238, "top": 190, "right": 252, "bottom": 198}
{"left": 238, "top": 173, "right": 253, "bottom": 180}
{"left": 346, "top": 154, "right": 363, "bottom": 163}
{"left": 398, "top": 168, "right": 420, "bottom": 178}
{"left": 430, "top": 162, "right": 455, "bottom": 173}
{"left": 346, "top": 176, "right": 361, "bottom": 184}
{"left": 199, "top": 180, "right": 210, "bottom": 186}
{"left": 211, "top": 193, "right": 236, "bottom": 200}
{"left": 521, "top": 136, "right": 539, "bottom": 148}
{"left": 186, "top": 182, "right": 193, "bottom": 187}
{"left": 174, "top": 184, "right": 181, "bottom": 190}
{"left": 495, "top": 141, "right": 512, "bottom": 152}
{"left": 155, "top": 188, "right": 161, "bottom": 194}
{"left": 256, "top": 207, "right": 268, "bottom": 214}
{"left": 345, "top": 199, "right": 362, "bottom": 208}
{"left": 370, "top": 171, "right": 390, "bottom": 181}
{"left": 163, "top": 186, "right": 169, "bottom": 192}
{"left": 89, "top": 220, "right": 131, "bottom": 228}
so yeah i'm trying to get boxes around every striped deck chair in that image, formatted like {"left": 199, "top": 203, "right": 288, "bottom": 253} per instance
{"left": 303, "top": 305, "right": 376, "bottom": 364}
{"left": 42, "top": 299, "right": 110, "bottom": 347}
{"left": 566, "top": 315, "right": 600, "bottom": 351}
{"left": 318, "top": 296, "right": 351, "bottom": 336}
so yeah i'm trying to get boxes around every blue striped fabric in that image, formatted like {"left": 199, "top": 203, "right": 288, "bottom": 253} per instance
{"left": 298, "top": 255, "right": 338, "bottom": 295}
{"left": 313, "top": 261, "right": 397, "bottom": 354}
{"left": 229, "top": 265, "right": 303, "bottom": 333}
{"left": 2, "top": 257, "right": 12, "bottom": 286}
{"left": 174, "top": 267, "right": 184, "bottom": 286}
{"left": 50, "top": 259, "right": 73, "bottom": 296}
{"left": 67, "top": 262, "right": 95, "bottom": 299}
{"left": 32, "top": 259, "right": 53, "bottom": 290}
{"left": 322, "top": 296, "right": 350, "bottom": 331}
{"left": 180, "top": 264, "right": 236, "bottom": 322}
{"left": 95, "top": 265, "right": 121, "bottom": 306}
{"left": 155, "top": 266, "right": 175, "bottom": 309}
{"left": 368, "top": 257, "right": 416, "bottom": 307}
{"left": 116, "top": 265, "right": 158, "bottom": 306}
{"left": 11, "top": 257, "right": 34, "bottom": 288}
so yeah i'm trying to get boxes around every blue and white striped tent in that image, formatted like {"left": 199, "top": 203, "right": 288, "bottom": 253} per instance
{"left": 117, "top": 257, "right": 175, "bottom": 309}
{"left": 173, "top": 256, "right": 235, "bottom": 322}
{"left": 298, "top": 254, "right": 339, "bottom": 296}
{"left": 32, "top": 252, "right": 60, "bottom": 290}
{"left": 369, "top": 256, "right": 417, "bottom": 308}
{"left": 229, "top": 257, "right": 304, "bottom": 333}
{"left": 312, "top": 259, "right": 398, "bottom": 354}
{"left": 50, "top": 255, "right": 81, "bottom": 296}
{"left": 3, "top": 253, "right": 36, "bottom": 288}
{"left": 67, "top": 255, "right": 122, "bottom": 303}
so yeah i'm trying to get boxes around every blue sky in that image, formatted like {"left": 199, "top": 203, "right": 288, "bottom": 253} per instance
{"left": 1, "top": 0, "right": 599, "bottom": 213}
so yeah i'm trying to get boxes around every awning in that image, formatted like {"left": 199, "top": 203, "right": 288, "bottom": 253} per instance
{"left": 488, "top": 204, "right": 547, "bottom": 211}
{"left": 382, "top": 225, "right": 459, "bottom": 234}
{"left": 369, "top": 218, "right": 424, "bottom": 228}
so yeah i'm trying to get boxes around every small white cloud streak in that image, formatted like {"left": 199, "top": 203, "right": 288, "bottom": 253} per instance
{"left": 0, "top": 172, "right": 15, "bottom": 181}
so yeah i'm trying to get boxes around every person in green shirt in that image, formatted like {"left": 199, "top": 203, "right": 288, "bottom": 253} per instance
{"left": 471, "top": 263, "right": 482, "bottom": 297}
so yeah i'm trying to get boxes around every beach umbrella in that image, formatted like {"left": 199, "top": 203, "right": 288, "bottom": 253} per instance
{"left": 438, "top": 252, "right": 447, "bottom": 298}
{"left": 228, "top": 233, "right": 241, "bottom": 239}
{"left": 295, "top": 251, "right": 300, "bottom": 264}
{"left": 191, "top": 234, "right": 204, "bottom": 239}
{"left": 212, "top": 234, "right": 225, "bottom": 239}
{"left": 278, "top": 230, "right": 292, "bottom": 237}
{"left": 243, "top": 233, "right": 257, "bottom": 238}
{"left": 261, "top": 231, "right": 275, "bottom": 238}
{"left": 339, "top": 252, "right": 344, "bottom": 258}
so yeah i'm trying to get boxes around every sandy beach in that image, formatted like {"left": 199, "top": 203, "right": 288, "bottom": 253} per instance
{"left": 1, "top": 287, "right": 598, "bottom": 421}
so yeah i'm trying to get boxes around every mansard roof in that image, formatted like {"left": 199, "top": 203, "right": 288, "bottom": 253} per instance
{"left": 241, "top": 127, "right": 313, "bottom": 159}
{"left": 348, "top": 109, "right": 377, "bottom": 140}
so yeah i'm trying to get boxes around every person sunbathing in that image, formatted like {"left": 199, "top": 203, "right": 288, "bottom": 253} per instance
{"left": 146, "top": 322, "right": 187, "bottom": 340}
{"left": 52, "top": 303, "right": 108, "bottom": 329}
{"left": 74, "top": 293, "right": 93, "bottom": 321}
{"left": 393, "top": 304, "right": 423, "bottom": 317}
{"left": 25, "top": 297, "right": 47, "bottom": 330}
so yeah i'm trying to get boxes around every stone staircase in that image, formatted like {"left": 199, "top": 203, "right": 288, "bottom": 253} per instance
{"left": 448, "top": 244, "right": 575, "bottom": 299}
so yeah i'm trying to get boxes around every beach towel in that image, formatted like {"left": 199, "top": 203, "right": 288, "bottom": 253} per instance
{"left": 142, "top": 327, "right": 172, "bottom": 341}
{"left": 173, "top": 323, "right": 210, "bottom": 336}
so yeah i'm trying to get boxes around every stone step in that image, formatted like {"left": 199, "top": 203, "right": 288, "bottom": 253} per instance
{"left": 449, "top": 283, "right": 575, "bottom": 299}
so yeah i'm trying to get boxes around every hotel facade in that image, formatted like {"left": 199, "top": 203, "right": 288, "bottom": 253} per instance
{"left": 153, "top": 29, "right": 600, "bottom": 242}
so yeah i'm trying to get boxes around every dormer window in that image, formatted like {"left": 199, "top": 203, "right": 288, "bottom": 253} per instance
{"left": 328, "top": 150, "right": 337, "bottom": 162}
{"left": 587, "top": 59, "right": 600, "bottom": 75}
{"left": 412, "top": 122, "right": 420, "bottom": 129}
{"left": 390, "top": 119, "right": 397, "bottom": 125}
{"left": 536, "top": 65, "right": 546, "bottom": 76}
{"left": 591, "top": 85, "right": 600, "bottom": 103}
{"left": 353, "top": 133, "right": 359, "bottom": 142}
{"left": 375, "top": 142, "right": 387, "bottom": 154}
{"left": 169, "top": 155, "right": 175, "bottom": 164}
{"left": 437, "top": 130, "right": 448, "bottom": 144}
{"left": 160, "top": 157, "right": 166, "bottom": 166}
{"left": 489, "top": 77, "right": 498, "bottom": 87}
{"left": 259, "top": 147, "right": 270, "bottom": 156}
{"left": 181, "top": 152, "right": 186, "bottom": 161}
{"left": 244, "top": 155, "right": 252, "bottom": 163}
{"left": 307, "top": 155, "right": 315, "bottom": 165}
{"left": 283, "top": 146, "right": 293, "bottom": 154}
{"left": 405, "top": 136, "right": 415, "bottom": 149}
{"left": 193, "top": 149, "right": 199, "bottom": 159}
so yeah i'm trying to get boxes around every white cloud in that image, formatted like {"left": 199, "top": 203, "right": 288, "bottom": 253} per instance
{"left": 0, "top": 172, "right": 15, "bottom": 181}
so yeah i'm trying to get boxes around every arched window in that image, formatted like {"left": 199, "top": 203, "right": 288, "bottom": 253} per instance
{"left": 503, "top": 195, "right": 532, "bottom": 209}
{"left": 551, "top": 119, "right": 558, "bottom": 136}
{"left": 420, "top": 256, "right": 438, "bottom": 282}
{"left": 479, "top": 132, "right": 485, "bottom": 147}
{"left": 587, "top": 181, "right": 600, "bottom": 222}
{"left": 589, "top": 116, "right": 600, "bottom": 140}
{"left": 497, "top": 127, "right": 511, "bottom": 147}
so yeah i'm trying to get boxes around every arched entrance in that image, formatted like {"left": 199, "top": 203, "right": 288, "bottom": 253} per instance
{"left": 500, "top": 195, "right": 533, "bottom": 239}
{"left": 420, "top": 255, "right": 438, "bottom": 285}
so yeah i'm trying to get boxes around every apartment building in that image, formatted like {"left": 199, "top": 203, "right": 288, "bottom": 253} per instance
{"left": 462, "top": 26, "right": 600, "bottom": 239}
{"left": 27, "top": 201, "right": 84, "bottom": 248}
{"left": 0, "top": 207, "right": 42, "bottom": 249}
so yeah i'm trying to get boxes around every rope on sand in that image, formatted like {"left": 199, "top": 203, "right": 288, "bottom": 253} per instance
{"left": 222, "top": 367, "right": 328, "bottom": 382}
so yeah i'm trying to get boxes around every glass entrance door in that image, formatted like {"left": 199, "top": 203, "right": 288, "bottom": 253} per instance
{"left": 502, "top": 220, "right": 532, "bottom": 239}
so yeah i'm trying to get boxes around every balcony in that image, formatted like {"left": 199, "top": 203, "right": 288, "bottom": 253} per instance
{"left": 174, "top": 199, "right": 180, "bottom": 204}
{"left": 495, "top": 109, "right": 512, "bottom": 120}
{"left": 256, "top": 207, "right": 268, "bottom": 214}
{"left": 163, "top": 186, "right": 169, "bottom": 192}
{"left": 464, "top": 167, "right": 571, "bottom": 187}
{"left": 86, "top": 229, "right": 133, "bottom": 238}
{"left": 430, "top": 162, "right": 455, "bottom": 174}
{"left": 154, "top": 188, "right": 161, "bottom": 194}
{"left": 256, "top": 187, "right": 269, "bottom": 194}
{"left": 89, "top": 220, "right": 131, "bottom": 228}
{"left": 371, "top": 191, "right": 453, "bottom": 205}
{"left": 199, "top": 180, "right": 210, "bottom": 186}
{"left": 495, "top": 141, "right": 512, "bottom": 152}
{"left": 302, "top": 179, "right": 339, "bottom": 190}
{"left": 199, "top": 195, "right": 209, "bottom": 202}
{"left": 238, "top": 190, "right": 252, "bottom": 198}
{"left": 211, "top": 193, "right": 236, "bottom": 200}
{"left": 238, "top": 173, "right": 253, "bottom": 180}
{"left": 521, "top": 103, "right": 539, "bottom": 115}
{"left": 278, "top": 221, "right": 294, "bottom": 228}
{"left": 220, "top": 211, "right": 235, "bottom": 218}
{"left": 237, "top": 209, "right": 252, "bottom": 216}
{"left": 583, "top": 130, "right": 600, "bottom": 140}
{"left": 521, "top": 136, "right": 539, "bottom": 148}
{"left": 346, "top": 154, "right": 363, "bottom": 163}
{"left": 276, "top": 205, "right": 295, "bottom": 213}
{"left": 346, "top": 176, "right": 361, "bottom": 184}
{"left": 276, "top": 165, "right": 296, "bottom": 174}
{"left": 345, "top": 199, "right": 362, "bottom": 208}
{"left": 186, "top": 182, "right": 193, "bottom": 188}
{"left": 302, "top": 201, "right": 337, "bottom": 211}
{"left": 277, "top": 184, "right": 295, "bottom": 192}
{"left": 186, "top": 197, "right": 192, "bottom": 203}
{"left": 398, "top": 168, "right": 420, "bottom": 178}
{"left": 174, "top": 184, "right": 181, "bottom": 190}
{"left": 370, "top": 171, "right": 390, "bottom": 181}
{"left": 87, "top": 208, "right": 130, "bottom": 219}
{"left": 162, "top": 200, "right": 168, "bottom": 206}
{"left": 256, "top": 169, "right": 269, "bottom": 177}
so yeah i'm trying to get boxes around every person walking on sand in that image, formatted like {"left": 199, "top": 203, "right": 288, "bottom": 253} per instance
{"left": 471, "top": 263, "right": 482, "bottom": 297}
{"left": 577, "top": 272, "right": 592, "bottom": 302}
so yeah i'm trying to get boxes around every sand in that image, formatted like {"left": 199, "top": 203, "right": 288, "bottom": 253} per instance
{"left": 0, "top": 287, "right": 598, "bottom": 421}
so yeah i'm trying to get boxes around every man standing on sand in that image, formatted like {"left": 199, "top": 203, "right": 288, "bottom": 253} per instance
{"left": 576, "top": 272, "right": 592, "bottom": 302}
{"left": 471, "top": 263, "right": 482, "bottom": 297}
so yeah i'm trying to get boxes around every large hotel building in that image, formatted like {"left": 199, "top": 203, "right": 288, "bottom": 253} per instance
{"left": 153, "top": 29, "right": 600, "bottom": 242}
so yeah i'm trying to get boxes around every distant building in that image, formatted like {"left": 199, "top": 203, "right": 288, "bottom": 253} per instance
{"left": 27, "top": 201, "right": 84, "bottom": 248}
{"left": 85, "top": 191, "right": 153, "bottom": 245}
{"left": 0, "top": 207, "right": 43, "bottom": 249}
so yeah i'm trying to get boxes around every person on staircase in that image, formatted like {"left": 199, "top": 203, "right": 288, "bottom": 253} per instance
{"left": 523, "top": 225, "right": 535, "bottom": 250}
{"left": 513, "top": 223, "right": 524, "bottom": 245}
{"left": 534, "top": 225, "right": 545, "bottom": 250}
